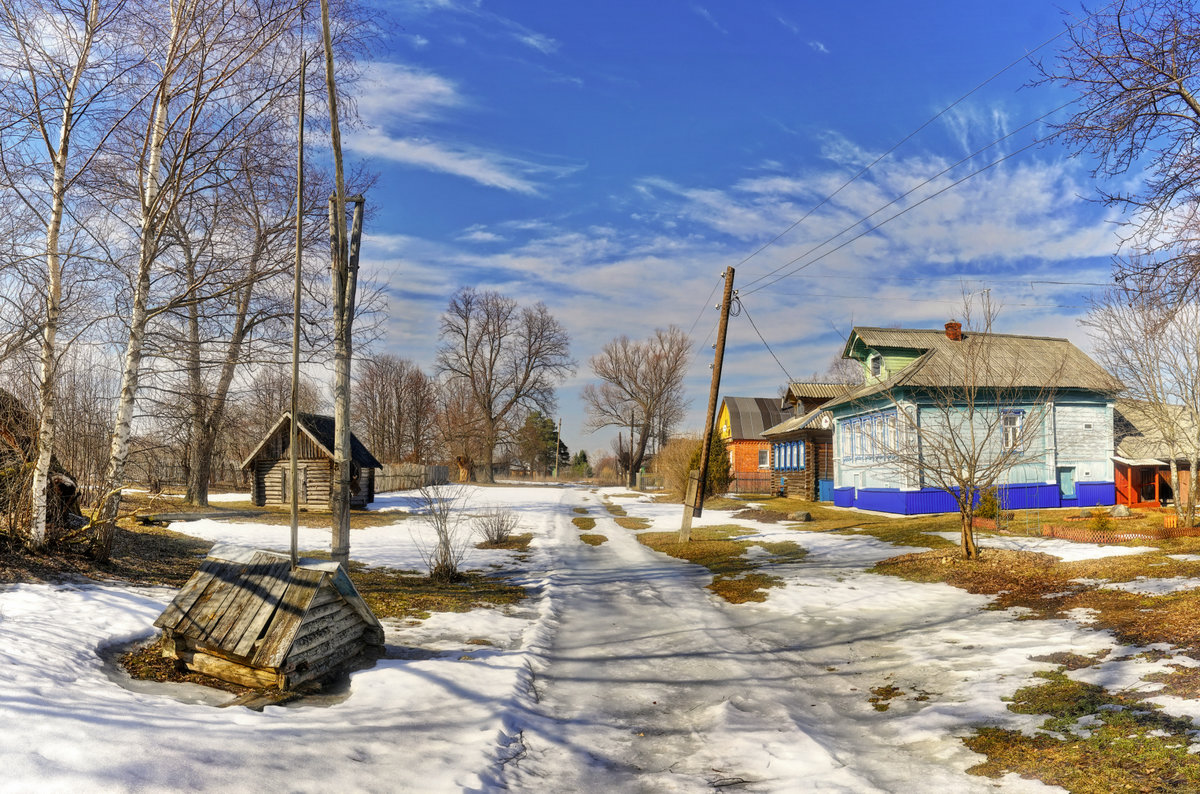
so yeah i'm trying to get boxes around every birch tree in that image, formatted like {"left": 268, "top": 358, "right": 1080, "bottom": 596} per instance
{"left": 92, "top": 0, "right": 310, "bottom": 559}
{"left": 0, "top": 0, "right": 136, "bottom": 548}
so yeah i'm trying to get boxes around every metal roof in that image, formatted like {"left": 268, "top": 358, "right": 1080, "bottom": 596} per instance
{"left": 840, "top": 327, "right": 1122, "bottom": 393}
{"left": 785, "top": 382, "right": 852, "bottom": 401}
{"left": 1114, "top": 399, "right": 1200, "bottom": 462}
{"left": 240, "top": 411, "right": 384, "bottom": 470}
{"left": 762, "top": 407, "right": 832, "bottom": 438}
{"left": 720, "top": 397, "right": 786, "bottom": 440}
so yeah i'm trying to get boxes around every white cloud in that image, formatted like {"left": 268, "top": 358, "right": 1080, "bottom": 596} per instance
{"left": 346, "top": 130, "right": 545, "bottom": 194}
{"left": 356, "top": 62, "right": 463, "bottom": 125}
{"left": 692, "top": 6, "right": 728, "bottom": 35}
{"left": 457, "top": 225, "right": 506, "bottom": 243}
{"left": 809, "top": 40, "right": 830, "bottom": 55}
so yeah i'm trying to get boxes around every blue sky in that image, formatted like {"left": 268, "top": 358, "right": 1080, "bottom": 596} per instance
{"left": 348, "top": 1, "right": 1126, "bottom": 459}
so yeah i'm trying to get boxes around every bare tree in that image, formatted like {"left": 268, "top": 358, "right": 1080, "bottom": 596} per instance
{"left": 91, "top": 0, "right": 316, "bottom": 560}
{"left": 582, "top": 326, "right": 690, "bottom": 488}
{"left": 1036, "top": 0, "right": 1200, "bottom": 293}
{"left": 1083, "top": 287, "right": 1200, "bottom": 526}
{"left": 435, "top": 288, "right": 573, "bottom": 483}
{"left": 354, "top": 355, "right": 438, "bottom": 464}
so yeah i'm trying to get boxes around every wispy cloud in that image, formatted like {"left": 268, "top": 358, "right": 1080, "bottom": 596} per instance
{"left": 356, "top": 62, "right": 463, "bottom": 123}
{"left": 776, "top": 16, "right": 800, "bottom": 35}
{"left": 346, "top": 131, "right": 551, "bottom": 194}
{"left": 809, "top": 40, "right": 830, "bottom": 54}
{"left": 692, "top": 5, "right": 728, "bottom": 35}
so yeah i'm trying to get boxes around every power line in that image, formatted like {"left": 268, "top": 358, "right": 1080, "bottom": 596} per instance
{"left": 740, "top": 96, "right": 1076, "bottom": 295}
{"left": 733, "top": 3, "right": 1120, "bottom": 284}
{"left": 742, "top": 137, "right": 1045, "bottom": 297}
{"left": 737, "top": 296, "right": 794, "bottom": 383}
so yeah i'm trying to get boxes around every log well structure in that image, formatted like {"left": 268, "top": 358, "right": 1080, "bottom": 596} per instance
{"left": 154, "top": 545, "right": 384, "bottom": 690}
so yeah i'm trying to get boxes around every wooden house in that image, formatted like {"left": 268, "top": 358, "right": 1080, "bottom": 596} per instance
{"left": 1113, "top": 399, "right": 1195, "bottom": 508}
{"left": 716, "top": 397, "right": 785, "bottom": 492}
{"left": 241, "top": 412, "right": 383, "bottom": 508}
{"left": 822, "top": 324, "right": 1122, "bottom": 514}
{"left": 154, "top": 545, "right": 384, "bottom": 690}
{"left": 762, "top": 383, "right": 847, "bottom": 501}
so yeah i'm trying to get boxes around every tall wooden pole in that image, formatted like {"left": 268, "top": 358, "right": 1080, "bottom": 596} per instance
{"left": 681, "top": 266, "right": 734, "bottom": 539}
{"left": 289, "top": 46, "right": 307, "bottom": 569}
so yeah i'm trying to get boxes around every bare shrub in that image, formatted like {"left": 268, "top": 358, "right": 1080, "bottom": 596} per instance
{"left": 475, "top": 506, "right": 520, "bottom": 546}
{"left": 413, "top": 484, "right": 472, "bottom": 582}
{"left": 655, "top": 435, "right": 702, "bottom": 500}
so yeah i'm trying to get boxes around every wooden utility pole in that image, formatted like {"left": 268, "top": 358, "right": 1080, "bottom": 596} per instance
{"left": 680, "top": 266, "right": 734, "bottom": 541}
{"left": 289, "top": 45, "right": 307, "bottom": 569}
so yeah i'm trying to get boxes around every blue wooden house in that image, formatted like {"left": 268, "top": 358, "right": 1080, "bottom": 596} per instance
{"left": 823, "top": 323, "right": 1123, "bottom": 514}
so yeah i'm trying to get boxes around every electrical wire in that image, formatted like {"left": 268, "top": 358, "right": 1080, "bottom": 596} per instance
{"left": 738, "top": 296, "right": 794, "bottom": 383}
{"left": 733, "top": 1, "right": 1122, "bottom": 285}
{"left": 742, "top": 136, "right": 1044, "bottom": 297}
{"left": 740, "top": 96, "right": 1076, "bottom": 296}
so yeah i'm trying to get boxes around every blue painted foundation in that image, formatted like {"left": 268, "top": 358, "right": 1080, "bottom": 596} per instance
{"left": 833, "top": 482, "right": 1116, "bottom": 515}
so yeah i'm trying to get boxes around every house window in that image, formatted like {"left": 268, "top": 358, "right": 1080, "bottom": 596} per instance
{"left": 869, "top": 354, "right": 882, "bottom": 377}
{"left": 1002, "top": 410, "right": 1024, "bottom": 450}
{"left": 797, "top": 440, "right": 806, "bottom": 469}
{"left": 758, "top": 449, "right": 769, "bottom": 468}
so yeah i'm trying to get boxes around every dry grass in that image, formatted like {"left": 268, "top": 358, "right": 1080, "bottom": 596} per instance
{"left": 604, "top": 503, "right": 627, "bottom": 517}
{"left": 873, "top": 546, "right": 1200, "bottom": 653}
{"left": 578, "top": 533, "right": 607, "bottom": 546}
{"left": 964, "top": 669, "right": 1200, "bottom": 792}
{"left": 572, "top": 507, "right": 589, "bottom": 515}
{"left": 350, "top": 564, "right": 528, "bottom": 621}
{"left": 636, "top": 524, "right": 807, "bottom": 603}
{"left": 614, "top": 516, "right": 651, "bottom": 530}
{"left": 572, "top": 516, "right": 597, "bottom": 531}
{"left": 475, "top": 533, "right": 533, "bottom": 552}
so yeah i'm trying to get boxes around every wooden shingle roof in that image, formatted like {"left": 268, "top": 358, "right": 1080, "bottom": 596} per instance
{"left": 153, "top": 545, "right": 382, "bottom": 669}
{"left": 1114, "top": 399, "right": 1200, "bottom": 462}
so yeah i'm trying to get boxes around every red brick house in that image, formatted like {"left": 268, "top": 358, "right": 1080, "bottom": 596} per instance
{"left": 716, "top": 397, "right": 785, "bottom": 493}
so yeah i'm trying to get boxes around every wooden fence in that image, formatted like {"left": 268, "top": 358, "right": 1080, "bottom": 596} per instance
{"left": 375, "top": 463, "right": 449, "bottom": 493}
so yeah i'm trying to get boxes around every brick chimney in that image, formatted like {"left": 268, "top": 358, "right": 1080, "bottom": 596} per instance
{"left": 945, "top": 320, "right": 962, "bottom": 341}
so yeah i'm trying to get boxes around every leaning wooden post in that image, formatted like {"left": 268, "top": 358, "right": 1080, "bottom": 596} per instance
{"left": 679, "top": 266, "right": 734, "bottom": 541}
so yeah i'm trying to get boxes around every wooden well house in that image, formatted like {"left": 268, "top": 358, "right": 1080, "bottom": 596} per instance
{"left": 242, "top": 412, "right": 383, "bottom": 509}
{"left": 154, "top": 545, "right": 385, "bottom": 690}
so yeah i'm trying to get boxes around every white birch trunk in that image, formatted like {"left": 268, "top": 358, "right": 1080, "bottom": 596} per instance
{"left": 30, "top": 0, "right": 99, "bottom": 549}
{"left": 94, "top": 7, "right": 179, "bottom": 559}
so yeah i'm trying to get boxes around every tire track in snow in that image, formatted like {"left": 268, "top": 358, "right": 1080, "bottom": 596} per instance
{"left": 488, "top": 492, "right": 879, "bottom": 793}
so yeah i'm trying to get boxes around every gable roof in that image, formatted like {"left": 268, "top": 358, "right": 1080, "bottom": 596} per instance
{"left": 763, "top": 406, "right": 833, "bottom": 438}
{"left": 153, "top": 543, "right": 382, "bottom": 669}
{"left": 784, "top": 382, "right": 852, "bottom": 403}
{"left": 1114, "top": 399, "right": 1200, "bottom": 462}
{"left": 240, "top": 412, "right": 384, "bottom": 470}
{"left": 720, "top": 397, "right": 786, "bottom": 440}
{"left": 842, "top": 326, "right": 1122, "bottom": 394}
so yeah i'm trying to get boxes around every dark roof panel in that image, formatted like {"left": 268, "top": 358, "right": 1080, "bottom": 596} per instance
{"left": 722, "top": 397, "right": 786, "bottom": 440}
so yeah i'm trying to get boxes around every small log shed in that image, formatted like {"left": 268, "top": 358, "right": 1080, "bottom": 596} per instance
{"left": 154, "top": 544, "right": 384, "bottom": 690}
{"left": 242, "top": 412, "right": 383, "bottom": 508}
